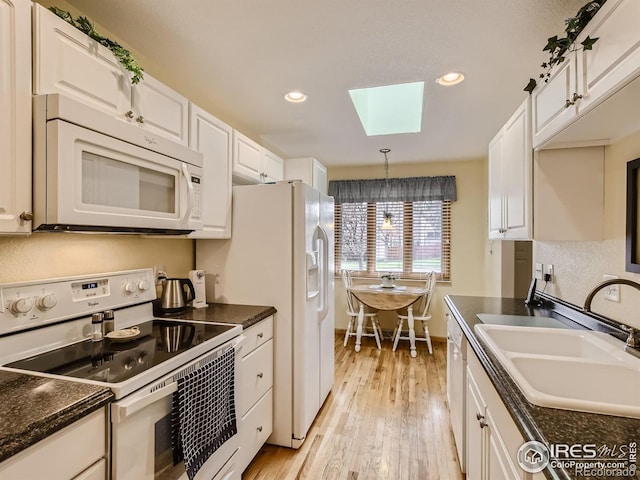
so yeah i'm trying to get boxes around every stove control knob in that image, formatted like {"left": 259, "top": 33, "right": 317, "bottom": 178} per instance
{"left": 36, "top": 294, "right": 58, "bottom": 311}
{"left": 137, "top": 353, "right": 149, "bottom": 365}
{"left": 124, "top": 358, "right": 137, "bottom": 371}
{"left": 10, "top": 297, "right": 33, "bottom": 315}
{"left": 124, "top": 282, "right": 137, "bottom": 294}
{"left": 138, "top": 280, "right": 151, "bottom": 292}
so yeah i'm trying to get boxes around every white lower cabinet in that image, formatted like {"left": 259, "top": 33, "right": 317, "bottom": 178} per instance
{"left": 0, "top": 408, "right": 107, "bottom": 479}
{"left": 238, "top": 317, "right": 274, "bottom": 472}
{"left": 466, "top": 348, "right": 544, "bottom": 480}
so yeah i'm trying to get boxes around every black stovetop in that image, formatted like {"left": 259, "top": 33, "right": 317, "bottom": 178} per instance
{"left": 6, "top": 319, "right": 236, "bottom": 384}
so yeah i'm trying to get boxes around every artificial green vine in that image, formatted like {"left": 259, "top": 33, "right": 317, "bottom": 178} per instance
{"left": 524, "top": 0, "right": 606, "bottom": 94}
{"left": 50, "top": 7, "right": 144, "bottom": 85}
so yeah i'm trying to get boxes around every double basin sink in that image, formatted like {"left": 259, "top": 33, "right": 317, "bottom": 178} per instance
{"left": 474, "top": 315, "right": 640, "bottom": 418}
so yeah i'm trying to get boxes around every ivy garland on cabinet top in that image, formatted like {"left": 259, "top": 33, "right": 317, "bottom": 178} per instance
{"left": 524, "top": 0, "right": 607, "bottom": 94}
{"left": 50, "top": 7, "right": 144, "bottom": 85}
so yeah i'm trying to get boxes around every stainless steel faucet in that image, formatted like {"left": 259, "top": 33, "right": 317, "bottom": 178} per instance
{"left": 583, "top": 278, "right": 640, "bottom": 358}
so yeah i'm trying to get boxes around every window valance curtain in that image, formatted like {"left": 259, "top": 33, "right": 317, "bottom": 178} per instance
{"left": 328, "top": 176, "right": 457, "bottom": 205}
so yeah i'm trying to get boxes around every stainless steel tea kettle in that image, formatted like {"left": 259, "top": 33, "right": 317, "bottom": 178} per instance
{"left": 158, "top": 277, "right": 195, "bottom": 314}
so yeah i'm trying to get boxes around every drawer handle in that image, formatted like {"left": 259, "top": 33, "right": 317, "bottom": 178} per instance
{"left": 257, "top": 372, "right": 264, "bottom": 379}
{"left": 257, "top": 332, "right": 264, "bottom": 338}
{"left": 257, "top": 426, "right": 263, "bottom": 432}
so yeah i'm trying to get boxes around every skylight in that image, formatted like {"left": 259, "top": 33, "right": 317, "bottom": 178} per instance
{"left": 348, "top": 81, "right": 424, "bottom": 136}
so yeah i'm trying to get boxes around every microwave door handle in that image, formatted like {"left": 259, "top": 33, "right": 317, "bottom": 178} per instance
{"left": 181, "top": 162, "right": 194, "bottom": 229}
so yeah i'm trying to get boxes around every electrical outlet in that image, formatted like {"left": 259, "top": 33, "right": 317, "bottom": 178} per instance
{"left": 153, "top": 265, "right": 166, "bottom": 284}
{"left": 545, "top": 264, "right": 554, "bottom": 283}
{"left": 603, "top": 274, "right": 620, "bottom": 302}
{"left": 535, "top": 263, "right": 544, "bottom": 280}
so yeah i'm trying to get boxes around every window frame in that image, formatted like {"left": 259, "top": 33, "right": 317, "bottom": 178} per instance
{"left": 334, "top": 199, "right": 451, "bottom": 281}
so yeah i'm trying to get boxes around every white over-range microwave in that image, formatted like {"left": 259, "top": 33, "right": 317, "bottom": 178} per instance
{"left": 33, "top": 94, "right": 203, "bottom": 234}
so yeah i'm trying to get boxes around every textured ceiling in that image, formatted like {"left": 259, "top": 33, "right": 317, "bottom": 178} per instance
{"left": 65, "top": 0, "right": 589, "bottom": 166}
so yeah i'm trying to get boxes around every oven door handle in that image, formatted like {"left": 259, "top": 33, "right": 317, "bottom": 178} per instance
{"left": 111, "top": 382, "right": 178, "bottom": 424}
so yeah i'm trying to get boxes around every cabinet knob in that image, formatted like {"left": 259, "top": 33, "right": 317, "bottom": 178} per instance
{"left": 257, "top": 372, "right": 264, "bottom": 379}
{"left": 136, "top": 116, "right": 145, "bottom": 124}
{"left": 257, "top": 426, "right": 263, "bottom": 432}
{"left": 572, "top": 92, "right": 583, "bottom": 103}
{"left": 565, "top": 99, "right": 573, "bottom": 108}
{"left": 19, "top": 211, "right": 33, "bottom": 221}
{"left": 476, "top": 412, "right": 484, "bottom": 421}
{"left": 257, "top": 332, "right": 264, "bottom": 338}
{"left": 479, "top": 419, "right": 488, "bottom": 428}
{"left": 125, "top": 110, "right": 134, "bottom": 119}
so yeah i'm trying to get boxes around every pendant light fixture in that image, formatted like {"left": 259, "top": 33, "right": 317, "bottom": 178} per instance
{"left": 380, "top": 148, "right": 393, "bottom": 230}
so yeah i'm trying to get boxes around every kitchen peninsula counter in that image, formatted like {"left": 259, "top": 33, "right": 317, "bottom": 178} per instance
{"left": 0, "top": 370, "right": 112, "bottom": 463}
{"left": 446, "top": 295, "right": 640, "bottom": 480}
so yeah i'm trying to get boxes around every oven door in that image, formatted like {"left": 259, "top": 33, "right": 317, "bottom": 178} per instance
{"left": 35, "top": 119, "right": 202, "bottom": 234}
{"left": 110, "top": 336, "right": 244, "bottom": 480}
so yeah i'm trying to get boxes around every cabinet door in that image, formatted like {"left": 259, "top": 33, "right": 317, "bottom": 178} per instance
{"left": 466, "top": 367, "right": 486, "bottom": 480}
{"left": 33, "top": 3, "right": 131, "bottom": 119}
{"left": 486, "top": 408, "right": 521, "bottom": 480}
{"left": 502, "top": 100, "right": 531, "bottom": 239}
{"left": 0, "top": 0, "right": 31, "bottom": 234}
{"left": 232, "top": 131, "right": 263, "bottom": 183}
{"left": 577, "top": 0, "right": 640, "bottom": 114}
{"left": 262, "top": 149, "right": 284, "bottom": 183}
{"left": 531, "top": 54, "right": 578, "bottom": 148}
{"left": 487, "top": 132, "right": 505, "bottom": 239}
{"left": 132, "top": 74, "right": 189, "bottom": 146}
{"left": 188, "top": 104, "right": 232, "bottom": 238}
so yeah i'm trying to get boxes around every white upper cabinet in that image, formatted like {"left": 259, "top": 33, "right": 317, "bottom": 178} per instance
{"left": 262, "top": 149, "right": 284, "bottom": 183}
{"left": 532, "top": 0, "right": 640, "bottom": 149}
{"left": 488, "top": 99, "right": 532, "bottom": 240}
{"left": 32, "top": 3, "right": 189, "bottom": 146}
{"left": 0, "top": 0, "right": 31, "bottom": 235}
{"left": 531, "top": 53, "right": 578, "bottom": 148}
{"left": 188, "top": 104, "right": 233, "bottom": 239}
{"left": 284, "top": 157, "right": 328, "bottom": 194}
{"left": 232, "top": 130, "right": 284, "bottom": 184}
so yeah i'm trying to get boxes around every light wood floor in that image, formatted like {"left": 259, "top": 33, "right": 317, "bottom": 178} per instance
{"left": 242, "top": 333, "right": 464, "bottom": 480}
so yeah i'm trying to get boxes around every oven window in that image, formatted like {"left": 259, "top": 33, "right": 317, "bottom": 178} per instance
{"left": 155, "top": 412, "right": 184, "bottom": 480}
{"left": 81, "top": 151, "right": 176, "bottom": 214}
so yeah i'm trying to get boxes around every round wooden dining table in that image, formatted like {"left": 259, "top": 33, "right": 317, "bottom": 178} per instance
{"left": 349, "top": 284, "right": 427, "bottom": 357}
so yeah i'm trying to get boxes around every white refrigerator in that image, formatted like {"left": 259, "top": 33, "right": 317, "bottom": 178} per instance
{"left": 196, "top": 181, "right": 335, "bottom": 448}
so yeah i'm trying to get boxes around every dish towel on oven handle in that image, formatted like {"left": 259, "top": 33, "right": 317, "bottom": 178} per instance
{"left": 171, "top": 346, "right": 237, "bottom": 480}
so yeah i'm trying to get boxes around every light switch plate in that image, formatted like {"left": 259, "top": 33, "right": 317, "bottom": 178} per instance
{"left": 603, "top": 274, "right": 620, "bottom": 302}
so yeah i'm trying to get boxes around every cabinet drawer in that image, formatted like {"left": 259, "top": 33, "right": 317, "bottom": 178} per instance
{"left": 243, "top": 317, "right": 273, "bottom": 355}
{"left": 240, "top": 390, "right": 273, "bottom": 472}
{"left": 241, "top": 339, "right": 273, "bottom": 414}
{"left": 72, "top": 458, "right": 106, "bottom": 480}
{"left": 0, "top": 408, "right": 106, "bottom": 479}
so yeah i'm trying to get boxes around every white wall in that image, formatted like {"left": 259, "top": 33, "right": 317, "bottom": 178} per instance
{"left": 534, "top": 130, "right": 640, "bottom": 328}
{"left": 330, "top": 158, "right": 498, "bottom": 340}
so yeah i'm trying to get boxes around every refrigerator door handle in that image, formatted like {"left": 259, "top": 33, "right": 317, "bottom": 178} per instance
{"left": 315, "top": 225, "right": 330, "bottom": 321}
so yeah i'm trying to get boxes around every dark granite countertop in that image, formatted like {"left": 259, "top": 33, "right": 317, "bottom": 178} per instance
{"left": 445, "top": 295, "right": 640, "bottom": 480}
{"left": 157, "top": 303, "right": 276, "bottom": 329}
{"left": 0, "top": 370, "right": 112, "bottom": 463}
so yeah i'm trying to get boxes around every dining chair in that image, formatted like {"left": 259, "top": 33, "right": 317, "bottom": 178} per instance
{"left": 342, "top": 269, "right": 383, "bottom": 349}
{"left": 392, "top": 271, "right": 437, "bottom": 354}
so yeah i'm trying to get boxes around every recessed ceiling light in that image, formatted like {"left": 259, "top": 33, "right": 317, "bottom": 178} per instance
{"left": 284, "top": 91, "right": 308, "bottom": 103}
{"left": 436, "top": 72, "right": 465, "bottom": 86}
{"left": 348, "top": 81, "right": 424, "bottom": 136}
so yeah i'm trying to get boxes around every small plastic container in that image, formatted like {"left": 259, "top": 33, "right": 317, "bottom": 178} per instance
{"left": 91, "top": 312, "right": 104, "bottom": 342}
